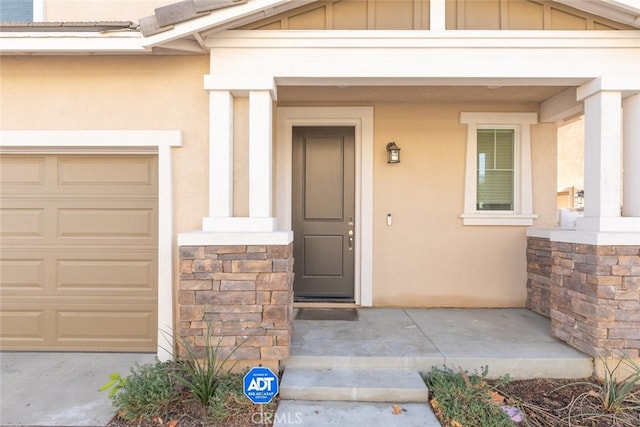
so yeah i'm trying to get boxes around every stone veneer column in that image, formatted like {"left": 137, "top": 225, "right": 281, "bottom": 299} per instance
{"left": 178, "top": 243, "right": 293, "bottom": 369}
{"left": 549, "top": 242, "right": 640, "bottom": 358}
{"left": 526, "top": 237, "right": 552, "bottom": 317}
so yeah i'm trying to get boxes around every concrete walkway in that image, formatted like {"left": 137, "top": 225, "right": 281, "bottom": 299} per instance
{"left": 0, "top": 352, "right": 155, "bottom": 426}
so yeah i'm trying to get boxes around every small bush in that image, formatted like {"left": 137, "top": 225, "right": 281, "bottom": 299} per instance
{"left": 599, "top": 356, "right": 640, "bottom": 413}
{"left": 173, "top": 327, "right": 243, "bottom": 412}
{"left": 425, "top": 366, "right": 514, "bottom": 427}
{"left": 109, "top": 360, "right": 179, "bottom": 421}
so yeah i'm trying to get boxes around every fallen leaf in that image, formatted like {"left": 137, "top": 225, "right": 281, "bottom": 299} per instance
{"left": 167, "top": 420, "right": 178, "bottom": 427}
{"left": 392, "top": 404, "right": 402, "bottom": 415}
{"left": 489, "top": 390, "right": 505, "bottom": 404}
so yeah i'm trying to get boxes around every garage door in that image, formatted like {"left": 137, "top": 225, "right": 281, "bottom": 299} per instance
{"left": 0, "top": 154, "right": 158, "bottom": 352}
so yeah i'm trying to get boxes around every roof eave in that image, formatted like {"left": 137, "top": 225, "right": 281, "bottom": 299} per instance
{"left": 0, "top": 31, "right": 150, "bottom": 55}
{"left": 140, "top": 0, "right": 316, "bottom": 50}
{"left": 552, "top": 0, "right": 640, "bottom": 28}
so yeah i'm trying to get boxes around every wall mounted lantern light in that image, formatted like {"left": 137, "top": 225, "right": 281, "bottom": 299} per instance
{"left": 386, "top": 142, "right": 401, "bottom": 164}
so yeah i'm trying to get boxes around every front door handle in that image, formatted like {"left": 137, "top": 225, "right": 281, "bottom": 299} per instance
{"left": 348, "top": 229, "right": 354, "bottom": 251}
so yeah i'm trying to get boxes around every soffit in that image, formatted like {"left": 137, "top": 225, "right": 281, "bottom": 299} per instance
{"left": 277, "top": 85, "right": 569, "bottom": 104}
{"left": 552, "top": 0, "right": 640, "bottom": 28}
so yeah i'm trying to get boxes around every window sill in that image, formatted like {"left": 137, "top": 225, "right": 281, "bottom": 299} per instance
{"left": 460, "top": 213, "right": 538, "bottom": 226}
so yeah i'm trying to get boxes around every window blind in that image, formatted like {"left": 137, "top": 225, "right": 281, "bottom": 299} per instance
{"left": 0, "top": 0, "right": 33, "bottom": 22}
{"left": 476, "top": 129, "right": 514, "bottom": 211}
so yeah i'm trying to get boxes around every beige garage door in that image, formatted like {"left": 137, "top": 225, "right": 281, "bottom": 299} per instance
{"left": 0, "top": 154, "right": 158, "bottom": 352}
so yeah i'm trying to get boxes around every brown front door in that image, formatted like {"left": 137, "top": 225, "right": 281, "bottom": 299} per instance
{"left": 292, "top": 126, "right": 355, "bottom": 301}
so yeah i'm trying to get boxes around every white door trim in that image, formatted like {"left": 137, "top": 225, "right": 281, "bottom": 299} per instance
{"left": 0, "top": 130, "right": 181, "bottom": 360}
{"left": 276, "top": 107, "right": 373, "bottom": 306}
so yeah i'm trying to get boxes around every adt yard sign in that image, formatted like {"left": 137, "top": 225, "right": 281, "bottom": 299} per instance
{"left": 243, "top": 367, "right": 279, "bottom": 404}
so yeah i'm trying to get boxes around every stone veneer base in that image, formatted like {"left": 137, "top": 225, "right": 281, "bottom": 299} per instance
{"left": 527, "top": 237, "right": 640, "bottom": 358}
{"left": 178, "top": 243, "right": 294, "bottom": 365}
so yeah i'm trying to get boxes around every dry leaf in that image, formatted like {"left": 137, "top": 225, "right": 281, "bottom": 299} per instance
{"left": 489, "top": 390, "right": 505, "bottom": 404}
{"left": 451, "top": 420, "right": 463, "bottom": 427}
{"left": 166, "top": 420, "right": 179, "bottom": 427}
{"left": 392, "top": 404, "right": 402, "bottom": 415}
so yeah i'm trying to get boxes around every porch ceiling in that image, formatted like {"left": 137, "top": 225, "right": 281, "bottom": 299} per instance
{"left": 276, "top": 85, "right": 570, "bottom": 105}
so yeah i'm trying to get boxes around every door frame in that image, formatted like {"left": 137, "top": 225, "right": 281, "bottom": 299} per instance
{"left": 276, "top": 107, "right": 373, "bottom": 306}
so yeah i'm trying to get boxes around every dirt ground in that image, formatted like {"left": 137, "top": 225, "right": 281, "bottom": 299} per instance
{"left": 494, "top": 378, "right": 640, "bottom": 427}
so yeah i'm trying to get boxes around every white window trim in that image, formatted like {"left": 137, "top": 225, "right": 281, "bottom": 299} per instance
{"left": 0, "top": 130, "right": 182, "bottom": 361}
{"left": 33, "top": 0, "right": 44, "bottom": 21}
{"left": 460, "top": 112, "right": 538, "bottom": 226}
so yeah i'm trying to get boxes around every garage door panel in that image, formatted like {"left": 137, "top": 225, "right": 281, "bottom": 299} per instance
{"left": 56, "top": 307, "right": 156, "bottom": 343}
{"left": 0, "top": 207, "right": 46, "bottom": 239}
{"left": 0, "top": 155, "right": 47, "bottom": 193}
{"left": 1, "top": 252, "right": 156, "bottom": 297}
{"left": 57, "top": 155, "right": 157, "bottom": 194}
{"left": 0, "top": 259, "right": 45, "bottom": 291}
{"left": 56, "top": 258, "right": 156, "bottom": 295}
{"left": 0, "top": 301, "right": 156, "bottom": 351}
{"left": 0, "top": 309, "right": 46, "bottom": 341}
{"left": 57, "top": 207, "right": 156, "bottom": 242}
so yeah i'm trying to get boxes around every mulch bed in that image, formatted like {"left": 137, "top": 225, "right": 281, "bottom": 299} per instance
{"left": 495, "top": 378, "right": 639, "bottom": 427}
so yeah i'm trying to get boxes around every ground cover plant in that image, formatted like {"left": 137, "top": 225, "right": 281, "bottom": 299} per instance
{"left": 104, "top": 363, "right": 277, "bottom": 427}
{"left": 102, "top": 328, "right": 277, "bottom": 427}
{"left": 426, "top": 358, "right": 640, "bottom": 427}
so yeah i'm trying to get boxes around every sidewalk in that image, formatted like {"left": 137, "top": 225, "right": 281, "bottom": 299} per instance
{"left": 0, "top": 352, "right": 155, "bottom": 426}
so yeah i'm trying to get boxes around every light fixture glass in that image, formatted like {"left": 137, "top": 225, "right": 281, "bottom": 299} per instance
{"left": 386, "top": 142, "right": 400, "bottom": 163}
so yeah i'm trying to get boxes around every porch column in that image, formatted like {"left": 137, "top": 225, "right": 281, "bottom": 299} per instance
{"left": 575, "top": 84, "right": 623, "bottom": 231}
{"left": 623, "top": 93, "right": 640, "bottom": 217}
{"left": 208, "top": 91, "right": 234, "bottom": 219}
{"left": 201, "top": 75, "right": 278, "bottom": 232}
{"left": 248, "top": 90, "right": 275, "bottom": 230}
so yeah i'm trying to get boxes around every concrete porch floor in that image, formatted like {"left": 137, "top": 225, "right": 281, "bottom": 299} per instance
{"left": 285, "top": 308, "right": 594, "bottom": 379}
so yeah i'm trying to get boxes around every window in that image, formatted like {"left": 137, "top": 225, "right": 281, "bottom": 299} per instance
{"left": 0, "top": 0, "right": 42, "bottom": 22}
{"left": 477, "top": 128, "right": 515, "bottom": 211}
{"left": 460, "top": 112, "right": 538, "bottom": 226}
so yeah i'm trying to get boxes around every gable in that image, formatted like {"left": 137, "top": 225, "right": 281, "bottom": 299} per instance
{"left": 237, "top": 0, "right": 634, "bottom": 31}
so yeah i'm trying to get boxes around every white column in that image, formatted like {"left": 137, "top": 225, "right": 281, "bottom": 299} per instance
{"left": 577, "top": 90, "right": 622, "bottom": 231}
{"left": 623, "top": 93, "right": 640, "bottom": 217}
{"left": 201, "top": 75, "right": 277, "bottom": 233}
{"left": 249, "top": 90, "right": 275, "bottom": 227}
{"left": 208, "top": 90, "right": 234, "bottom": 219}
{"left": 430, "top": 0, "right": 446, "bottom": 31}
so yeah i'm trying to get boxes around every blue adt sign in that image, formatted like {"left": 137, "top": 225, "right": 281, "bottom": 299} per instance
{"left": 243, "top": 367, "right": 279, "bottom": 404}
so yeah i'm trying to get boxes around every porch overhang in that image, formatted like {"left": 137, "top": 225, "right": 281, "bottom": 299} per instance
{"left": 203, "top": 30, "right": 639, "bottom": 92}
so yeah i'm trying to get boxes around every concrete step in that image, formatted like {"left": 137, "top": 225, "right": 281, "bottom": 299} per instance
{"left": 274, "top": 400, "right": 441, "bottom": 427}
{"left": 280, "top": 368, "right": 429, "bottom": 403}
{"left": 283, "top": 355, "right": 440, "bottom": 371}
{"left": 283, "top": 354, "right": 594, "bottom": 380}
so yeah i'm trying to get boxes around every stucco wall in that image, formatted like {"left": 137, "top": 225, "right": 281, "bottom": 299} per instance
{"left": 43, "top": 0, "right": 163, "bottom": 22}
{"left": 1, "top": 56, "right": 557, "bottom": 308}
{"left": 0, "top": 55, "right": 211, "bottom": 244}
{"left": 557, "top": 116, "right": 585, "bottom": 192}
{"left": 370, "top": 102, "right": 556, "bottom": 307}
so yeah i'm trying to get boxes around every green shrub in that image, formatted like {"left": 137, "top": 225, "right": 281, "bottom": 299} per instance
{"left": 599, "top": 356, "right": 640, "bottom": 413}
{"left": 425, "top": 366, "right": 514, "bottom": 427}
{"left": 109, "top": 360, "right": 179, "bottom": 421}
{"left": 172, "top": 326, "right": 244, "bottom": 413}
